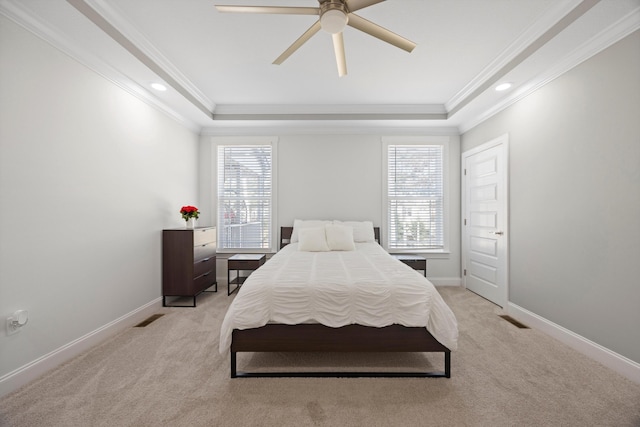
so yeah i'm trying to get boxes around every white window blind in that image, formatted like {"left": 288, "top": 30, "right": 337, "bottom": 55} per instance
{"left": 217, "top": 145, "right": 272, "bottom": 250}
{"left": 387, "top": 145, "right": 444, "bottom": 250}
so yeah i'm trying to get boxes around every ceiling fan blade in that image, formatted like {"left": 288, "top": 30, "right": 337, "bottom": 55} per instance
{"left": 273, "top": 21, "right": 322, "bottom": 65}
{"left": 332, "top": 32, "right": 347, "bottom": 77}
{"left": 346, "top": 0, "right": 385, "bottom": 13}
{"left": 215, "top": 5, "right": 319, "bottom": 15}
{"left": 347, "top": 13, "right": 416, "bottom": 52}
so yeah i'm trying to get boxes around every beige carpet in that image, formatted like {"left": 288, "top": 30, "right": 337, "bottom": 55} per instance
{"left": 1, "top": 287, "right": 639, "bottom": 427}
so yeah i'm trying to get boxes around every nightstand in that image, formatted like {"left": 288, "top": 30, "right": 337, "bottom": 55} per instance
{"left": 393, "top": 254, "right": 427, "bottom": 277}
{"left": 227, "top": 254, "right": 266, "bottom": 295}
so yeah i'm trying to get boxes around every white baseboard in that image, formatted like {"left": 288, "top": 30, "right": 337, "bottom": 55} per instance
{"left": 430, "top": 277, "right": 462, "bottom": 286}
{"left": 0, "top": 298, "right": 163, "bottom": 398}
{"left": 508, "top": 302, "right": 640, "bottom": 385}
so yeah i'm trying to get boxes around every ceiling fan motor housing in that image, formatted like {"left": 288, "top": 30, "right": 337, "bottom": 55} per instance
{"left": 319, "top": 0, "right": 349, "bottom": 34}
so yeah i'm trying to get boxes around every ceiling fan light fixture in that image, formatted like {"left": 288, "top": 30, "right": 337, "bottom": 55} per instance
{"left": 320, "top": 8, "right": 348, "bottom": 34}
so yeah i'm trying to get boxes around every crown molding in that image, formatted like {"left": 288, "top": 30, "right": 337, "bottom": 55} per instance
{"left": 212, "top": 113, "right": 448, "bottom": 121}
{"left": 458, "top": 6, "right": 640, "bottom": 134}
{"left": 83, "top": 0, "right": 215, "bottom": 114}
{"left": 0, "top": 0, "right": 202, "bottom": 133}
{"left": 212, "top": 104, "right": 447, "bottom": 115}
{"left": 446, "top": 0, "right": 591, "bottom": 115}
{"left": 200, "top": 120, "right": 459, "bottom": 136}
{"left": 66, "top": 0, "right": 214, "bottom": 120}
{"left": 211, "top": 104, "right": 447, "bottom": 121}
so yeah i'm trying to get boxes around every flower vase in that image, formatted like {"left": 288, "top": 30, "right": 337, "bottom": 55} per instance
{"left": 185, "top": 217, "right": 196, "bottom": 229}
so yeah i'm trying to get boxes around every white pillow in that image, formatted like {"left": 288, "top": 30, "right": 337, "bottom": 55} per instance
{"left": 333, "top": 220, "right": 375, "bottom": 242}
{"left": 325, "top": 224, "right": 355, "bottom": 251}
{"left": 297, "top": 227, "right": 330, "bottom": 252}
{"left": 291, "top": 219, "right": 332, "bottom": 243}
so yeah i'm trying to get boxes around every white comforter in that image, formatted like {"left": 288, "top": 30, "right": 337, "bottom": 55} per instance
{"left": 219, "top": 243, "right": 458, "bottom": 353}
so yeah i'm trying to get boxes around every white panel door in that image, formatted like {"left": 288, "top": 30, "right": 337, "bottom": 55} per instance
{"left": 462, "top": 135, "right": 508, "bottom": 307}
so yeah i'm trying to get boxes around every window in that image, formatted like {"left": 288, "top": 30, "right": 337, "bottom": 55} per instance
{"left": 217, "top": 144, "right": 273, "bottom": 251}
{"left": 385, "top": 142, "right": 445, "bottom": 251}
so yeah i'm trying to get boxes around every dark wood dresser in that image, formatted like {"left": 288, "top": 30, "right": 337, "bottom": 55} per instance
{"left": 162, "top": 227, "right": 217, "bottom": 307}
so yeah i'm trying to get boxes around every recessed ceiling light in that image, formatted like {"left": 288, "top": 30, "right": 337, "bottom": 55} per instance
{"left": 495, "top": 82, "right": 512, "bottom": 91}
{"left": 151, "top": 83, "right": 167, "bottom": 91}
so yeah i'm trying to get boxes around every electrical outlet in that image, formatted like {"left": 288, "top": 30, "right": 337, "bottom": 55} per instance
{"left": 6, "top": 310, "right": 28, "bottom": 335}
{"left": 7, "top": 316, "right": 20, "bottom": 335}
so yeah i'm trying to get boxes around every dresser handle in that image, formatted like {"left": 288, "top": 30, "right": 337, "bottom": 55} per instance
{"left": 200, "top": 257, "right": 211, "bottom": 262}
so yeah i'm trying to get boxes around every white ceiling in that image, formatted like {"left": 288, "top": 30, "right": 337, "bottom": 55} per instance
{"left": 2, "top": 0, "right": 639, "bottom": 133}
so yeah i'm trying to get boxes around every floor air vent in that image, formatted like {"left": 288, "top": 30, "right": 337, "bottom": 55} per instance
{"left": 135, "top": 314, "right": 164, "bottom": 327}
{"left": 499, "top": 315, "right": 529, "bottom": 329}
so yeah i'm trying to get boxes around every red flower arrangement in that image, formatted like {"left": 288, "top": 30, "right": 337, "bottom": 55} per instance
{"left": 180, "top": 205, "right": 199, "bottom": 221}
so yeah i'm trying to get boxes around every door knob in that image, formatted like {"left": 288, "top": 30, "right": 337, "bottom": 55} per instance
{"left": 489, "top": 231, "right": 504, "bottom": 235}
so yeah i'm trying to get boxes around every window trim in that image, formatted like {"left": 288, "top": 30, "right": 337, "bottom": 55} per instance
{"left": 382, "top": 136, "right": 450, "bottom": 254}
{"left": 213, "top": 136, "right": 278, "bottom": 253}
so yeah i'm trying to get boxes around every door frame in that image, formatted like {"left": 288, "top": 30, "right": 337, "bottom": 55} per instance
{"left": 461, "top": 134, "right": 509, "bottom": 307}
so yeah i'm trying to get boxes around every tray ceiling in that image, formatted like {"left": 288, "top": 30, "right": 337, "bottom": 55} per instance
{"left": 1, "top": 0, "right": 638, "bottom": 133}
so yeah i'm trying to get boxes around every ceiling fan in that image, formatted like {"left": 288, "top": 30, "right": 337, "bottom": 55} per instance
{"left": 215, "top": 0, "right": 416, "bottom": 77}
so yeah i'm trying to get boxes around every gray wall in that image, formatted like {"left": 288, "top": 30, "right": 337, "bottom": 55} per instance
{"left": 0, "top": 16, "right": 200, "bottom": 387}
{"left": 201, "top": 133, "right": 462, "bottom": 284}
{"left": 461, "top": 31, "right": 640, "bottom": 363}
{"left": 278, "top": 135, "right": 384, "bottom": 226}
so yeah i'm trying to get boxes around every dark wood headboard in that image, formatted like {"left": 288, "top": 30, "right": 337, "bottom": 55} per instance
{"left": 280, "top": 226, "right": 381, "bottom": 249}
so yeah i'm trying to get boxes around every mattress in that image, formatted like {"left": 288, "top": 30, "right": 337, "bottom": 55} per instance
{"left": 219, "top": 242, "right": 458, "bottom": 353}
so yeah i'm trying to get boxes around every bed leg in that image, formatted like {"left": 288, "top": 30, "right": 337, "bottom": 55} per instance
{"left": 230, "top": 351, "right": 237, "bottom": 378}
{"left": 444, "top": 351, "right": 451, "bottom": 378}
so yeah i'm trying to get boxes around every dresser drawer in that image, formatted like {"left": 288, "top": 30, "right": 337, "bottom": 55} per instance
{"left": 194, "top": 255, "right": 216, "bottom": 278}
{"left": 194, "top": 242, "right": 216, "bottom": 261}
{"left": 193, "top": 270, "right": 216, "bottom": 293}
{"left": 194, "top": 227, "right": 216, "bottom": 246}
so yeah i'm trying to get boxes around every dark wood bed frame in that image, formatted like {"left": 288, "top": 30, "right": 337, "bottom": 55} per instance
{"left": 229, "top": 226, "right": 451, "bottom": 378}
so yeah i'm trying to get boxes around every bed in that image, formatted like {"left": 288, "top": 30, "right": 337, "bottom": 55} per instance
{"left": 219, "top": 220, "right": 458, "bottom": 378}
